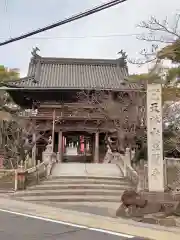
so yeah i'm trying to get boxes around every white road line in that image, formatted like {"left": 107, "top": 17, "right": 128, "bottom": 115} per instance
{"left": 0, "top": 208, "right": 134, "bottom": 238}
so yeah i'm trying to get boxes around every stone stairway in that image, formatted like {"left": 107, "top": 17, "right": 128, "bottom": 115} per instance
{"left": 11, "top": 175, "right": 134, "bottom": 207}
{"left": 10, "top": 163, "right": 135, "bottom": 214}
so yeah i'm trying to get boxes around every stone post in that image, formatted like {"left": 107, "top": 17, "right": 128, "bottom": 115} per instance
{"left": 14, "top": 169, "right": 18, "bottom": 191}
{"left": 122, "top": 148, "right": 131, "bottom": 176}
{"left": 137, "top": 160, "right": 146, "bottom": 191}
{"left": 125, "top": 148, "right": 131, "bottom": 166}
{"left": 32, "top": 132, "right": 36, "bottom": 166}
{"left": 57, "top": 131, "right": 63, "bottom": 162}
{"left": 147, "top": 83, "right": 164, "bottom": 192}
{"left": 94, "top": 132, "right": 99, "bottom": 163}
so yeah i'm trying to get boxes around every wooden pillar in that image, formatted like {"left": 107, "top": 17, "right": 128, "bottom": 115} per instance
{"left": 32, "top": 132, "right": 36, "bottom": 166}
{"left": 57, "top": 131, "right": 63, "bottom": 162}
{"left": 94, "top": 132, "right": 99, "bottom": 163}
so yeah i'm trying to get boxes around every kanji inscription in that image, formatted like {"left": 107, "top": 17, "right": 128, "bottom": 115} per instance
{"left": 147, "top": 84, "right": 164, "bottom": 192}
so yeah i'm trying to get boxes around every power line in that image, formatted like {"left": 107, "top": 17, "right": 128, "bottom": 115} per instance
{"left": 0, "top": 0, "right": 127, "bottom": 47}
{"left": 0, "top": 33, "right": 138, "bottom": 40}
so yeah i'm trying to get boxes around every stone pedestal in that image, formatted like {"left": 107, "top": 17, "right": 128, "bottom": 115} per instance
{"left": 147, "top": 83, "right": 164, "bottom": 192}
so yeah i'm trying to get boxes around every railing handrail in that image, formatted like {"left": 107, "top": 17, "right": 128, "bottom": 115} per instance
{"left": 0, "top": 169, "right": 16, "bottom": 172}
{"left": 24, "top": 162, "right": 45, "bottom": 173}
{"left": 165, "top": 157, "right": 180, "bottom": 161}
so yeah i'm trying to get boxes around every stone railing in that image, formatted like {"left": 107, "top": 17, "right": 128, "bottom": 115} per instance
{"left": 165, "top": 157, "right": 180, "bottom": 190}
{"left": 21, "top": 141, "right": 57, "bottom": 190}
{"left": 134, "top": 158, "right": 180, "bottom": 191}
{"left": 103, "top": 148, "right": 139, "bottom": 186}
{"left": 22, "top": 161, "right": 47, "bottom": 189}
{"left": 121, "top": 148, "right": 139, "bottom": 186}
{"left": 126, "top": 164, "right": 139, "bottom": 186}
{"left": 104, "top": 150, "right": 180, "bottom": 191}
{"left": 0, "top": 148, "right": 56, "bottom": 192}
{"left": 133, "top": 161, "right": 148, "bottom": 191}
{"left": 0, "top": 169, "right": 16, "bottom": 192}
{"left": 0, "top": 164, "right": 46, "bottom": 192}
{"left": 114, "top": 152, "right": 125, "bottom": 172}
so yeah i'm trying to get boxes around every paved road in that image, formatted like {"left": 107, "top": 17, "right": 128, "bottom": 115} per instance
{"left": 40, "top": 201, "right": 113, "bottom": 217}
{"left": 0, "top": 210, "right": 139, "bottom": 240}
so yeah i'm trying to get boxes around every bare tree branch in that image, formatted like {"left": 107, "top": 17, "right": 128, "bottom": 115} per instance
{"left": 137, "top": 34, "right": 174, "bottom": 44}
{"left": 138, "top": 16, "right": 180, "bottom": 39}
{"left": 130, "top": 14, "right": 180, "bottom": 66}
{"left": 77, "top": 90, "right": 146, "bottom": 155}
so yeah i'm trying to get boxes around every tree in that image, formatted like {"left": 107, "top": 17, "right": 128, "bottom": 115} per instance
{"left": 1, "top": 113, "right": 55, "bottom": 169}
{"left": 134, "top": 14, "right": 180, "bottom": 65}
{"left": 0, "top": 66, "right": 39, "bottom": 168}
{"left": 129, "top": 14, "right": 180, "bottom": 93}
{"left": 0, "top": 65, "right": 19, "bottom": 83}
{"left": 128, "top": 13, "right": 180, "bottom": 111}
{"left": 128, "top": 12, "right": 180, "bottom": 154}
{"left": 127, "top": 69, "right": 180, "bottom": 157}
{"left": 78, "top": 89, "right": 146, "bottom": 155}
{"left": 0, "top": 66, "right": 19, "bottom": 119}
{"left": 158, "top": 40, "right": 180, "bottom": 63}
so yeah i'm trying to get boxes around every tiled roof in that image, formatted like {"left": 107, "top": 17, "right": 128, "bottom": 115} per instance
{"left": 5, "top": 56, "right": 141, "bottom": 90}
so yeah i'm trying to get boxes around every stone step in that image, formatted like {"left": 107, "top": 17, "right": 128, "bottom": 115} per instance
{"left": 41, "top": 178, "right": 130, "bottom": 186}
{"left": 51, "top": 176, "right": 126, "bottom": 181}
{"left": 16, "top": 195, "right": 122, "bottom": 202}
{"left": 28, "top": 183, "right": 133, "bottom": 191}
{"left": 0, "top": 189, "right": 14, "bottom": 193}
{"left": 12, "top": 188, "right": 125, "bottom": 197}
{"left": 51, "top": 163, "right": 123, "bottom": 178}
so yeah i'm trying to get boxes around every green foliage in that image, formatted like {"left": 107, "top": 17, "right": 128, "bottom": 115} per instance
{"left": 128, "top": 73, "right": 160, "bottom": 83}
{"left": 165, "top": 67, "right": 180, "bottom": 85}
{"left": 158, "top": 40, "right": 180, "bottom": 63}
{"left": 0, "top": 65, "right": 19, "bottom": 83}
{"left": 0, "top": 65, "right": 20, "bottom": 119}
{"left": 129, "top": 69, "right": 180, "bottom": 161}
{"left": 129, "top": 68, "right": 180, "bottom": 102}
{"left": 133, "top": 126, "right": 178, "bottom": 162}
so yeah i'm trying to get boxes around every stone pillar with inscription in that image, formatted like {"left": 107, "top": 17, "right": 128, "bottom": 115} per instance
{"left": 147, "top": 83, "right": 164, "bottom": 192}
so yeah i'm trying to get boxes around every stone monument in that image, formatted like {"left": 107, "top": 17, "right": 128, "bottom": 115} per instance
{"left": 147, "top": 83, "right": 164, "bottom": 192}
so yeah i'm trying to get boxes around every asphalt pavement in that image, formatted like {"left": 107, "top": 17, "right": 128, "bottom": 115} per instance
{"left": 0, "top": 210, "right": 137, "bottom": 240}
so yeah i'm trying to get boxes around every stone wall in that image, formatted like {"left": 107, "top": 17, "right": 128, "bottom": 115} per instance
{"left": 166, "top": 158, "right": 180, "bottom": 190}
{"left": 134, "top": 158, "right": 180, "bottom": 191}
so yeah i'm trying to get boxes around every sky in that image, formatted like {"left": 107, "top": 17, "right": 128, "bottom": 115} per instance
{"left": 0, "top": 0, "right": 179, "bottom": 77}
